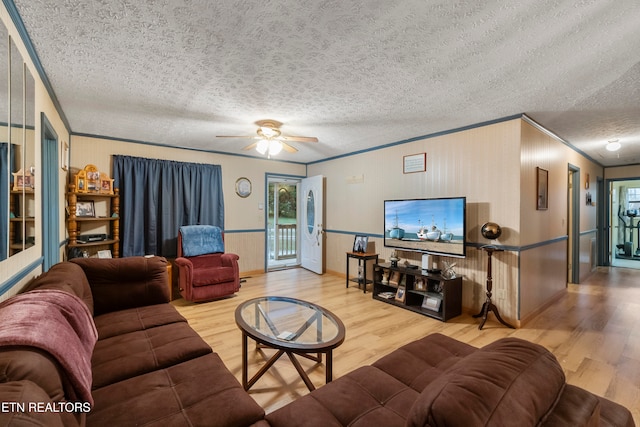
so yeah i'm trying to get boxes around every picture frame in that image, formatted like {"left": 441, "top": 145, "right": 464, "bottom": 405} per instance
{"left": 389, "top": 271, "right": 402, "bottom": 287}
{"left": 100, "top": 175, "right": 114, "bottom": 194}
{"left": 87, "top": 170, "right": 100, "bottom": 192}
{"left": 76, "top": 200, "right": 95, "bottom": 218}
{"left": 403, "top": 153, "right": 427, "bottom": 174}
{"left": 12, "top": 169, "right": 33, "bottom": 191}
{"left": 395, "top": 285, "right": 406, "bottom": 302}
{"left": 414, "top": 277, "right": 426, "bottom": 291}
{"left": 235, "top": 177, "right": 252, "bottom": 198}
{"left": 536, "top": 167, "right": 548, "bottom": 210}
{"left": 97, "top": 249, "right": 112, "bottom": 259}
{"left": 422, "top": 296, "right": 442, "bottom": 312}
{"left": 352, "top": 235, "right": 368, "bottom": 253}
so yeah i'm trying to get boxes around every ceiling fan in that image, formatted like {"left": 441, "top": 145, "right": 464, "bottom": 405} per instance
{"left": 217, "top": 120, "right": 318, "bottom": 157}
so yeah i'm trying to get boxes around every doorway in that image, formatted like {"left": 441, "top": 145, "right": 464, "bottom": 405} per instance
{"left": 609, "top": 179, "right": 640, "bottom": 269}
{"left": 41, "top": 114, "right": 59, "bottom": 271}
{"left": 266, "top": 176, "right": 300, "bottom": 270}
{"left": 567, "top": 165, "right": 580, "bottom": 283}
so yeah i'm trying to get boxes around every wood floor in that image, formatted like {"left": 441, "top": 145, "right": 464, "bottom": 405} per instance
{"left": 172, "top": 266, "right": 640, "bottom": 424}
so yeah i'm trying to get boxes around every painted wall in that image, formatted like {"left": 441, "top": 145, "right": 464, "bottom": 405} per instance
{"left": 605, "top": 165, "right": 640, "bottom": 180}
{"left": 69, "top": 135, "right": 306, "bottom": 274}
{"left": 0, "top": 4, "right": 70, "bottom": 301}
{"left": 309, "top": 119, "right": 523, "bottom": 323}
{"left": 517, "top": 120, "right": 602, "bottom": 321}
{"left": 309, "top": 117, "right": 604, "bottom": 325}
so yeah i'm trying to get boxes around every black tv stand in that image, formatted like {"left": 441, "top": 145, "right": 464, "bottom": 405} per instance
{"left": 373, "top": 263, "right": 462, "bottom": 322}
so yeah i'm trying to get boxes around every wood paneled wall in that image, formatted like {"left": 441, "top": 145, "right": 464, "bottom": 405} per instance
{"left": 313, "top": 117, "right": 604, "bottom": 325}
{"left": 225, "top": 231, "right": 265, "bottom": 275}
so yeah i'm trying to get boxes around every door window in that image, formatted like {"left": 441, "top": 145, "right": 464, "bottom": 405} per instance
{"left": 306, "top": 190, "right": 315, "bottom": 235}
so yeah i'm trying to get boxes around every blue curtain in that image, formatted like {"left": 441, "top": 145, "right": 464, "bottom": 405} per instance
{"left": 0, "top": 143, "right": 15, "bottom": 260}
{"left": 113, "top": 155, "right": 224, "bottom": 258}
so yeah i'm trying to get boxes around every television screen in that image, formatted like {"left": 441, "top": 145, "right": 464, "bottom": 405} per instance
{"left": 384, "top": 197, "right": 466, "bottom": 257}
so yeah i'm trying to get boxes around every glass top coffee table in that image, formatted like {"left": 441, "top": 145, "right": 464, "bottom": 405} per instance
{"left": 235, "top": 296, "right": 346, "bottom": 391}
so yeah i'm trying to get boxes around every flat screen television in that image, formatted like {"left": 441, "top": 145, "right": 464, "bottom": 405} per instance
{"left": 384, "top": 197, "right": 466, "bottom": 257}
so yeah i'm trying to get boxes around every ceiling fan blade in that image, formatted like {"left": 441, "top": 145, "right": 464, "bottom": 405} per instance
{"left": 280, "top": 135, "right": 318, "bottom": 143}
{"left": 216, "top": 135, "right": 260, "bottom": 139}
{"left": 242, "top": 142, "right": 258, "bottom": 151}
{"left": 281, "top": 142, "right": 298, "bottom": 153}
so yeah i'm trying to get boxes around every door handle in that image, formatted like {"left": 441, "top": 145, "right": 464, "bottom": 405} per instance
{"left": 316, "top": 224, "right": 324, "bottom": 246}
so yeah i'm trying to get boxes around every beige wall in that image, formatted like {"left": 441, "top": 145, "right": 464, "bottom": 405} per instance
{"left": 0, "top": 5, "right": 70, "bottom": 301}
{"left": 605, "top": 165, "right": 640, "bottom": 181}
{"left": 69, "top": 135, "right": 306, "bottom": 273}
{"left": 311, "top": 117, "right": 604, "bottom": 325}
{"left": 518, "top": 120, "right": 602, "bottom": 320}
{"left": 310, "top": 119, "right": 524, "bottom": 323}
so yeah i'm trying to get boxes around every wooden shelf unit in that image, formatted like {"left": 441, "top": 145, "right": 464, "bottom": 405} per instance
{"left": 9, "top": 189, "right": 35, "bottom": 255}
{"left": 66, "top": 185, "right": 120, "bottom": 258}
{"left": 373, "top": 262, "right": 462, "bottom": 322}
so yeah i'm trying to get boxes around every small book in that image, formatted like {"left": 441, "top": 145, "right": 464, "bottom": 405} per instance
{"left": 378, "top": 292, "right": 395, "bottom": 299}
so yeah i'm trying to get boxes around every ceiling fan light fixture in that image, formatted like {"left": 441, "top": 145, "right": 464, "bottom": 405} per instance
{"left": 268, "top": 140, "right": 283, "bottom": 156}
{"left": 606, "top": 139, "right": 621, "bottom": 152}
{"left": 256, "top": 139, "right": 269, "bottom": 154}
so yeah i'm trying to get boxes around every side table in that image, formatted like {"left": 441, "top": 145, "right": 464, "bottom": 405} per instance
{"left": 346, "top": 252, "right": 378, "bottom": 294}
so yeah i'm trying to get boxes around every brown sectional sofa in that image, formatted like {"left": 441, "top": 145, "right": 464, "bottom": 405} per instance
{"left": 0, "top": 256, "right": 265, "bottom": 427}
{"left": 0, "top": 256, "right": 635, "bottom": 426}
{"left": 266, "top": 333, "right": 635, "bottom": 426}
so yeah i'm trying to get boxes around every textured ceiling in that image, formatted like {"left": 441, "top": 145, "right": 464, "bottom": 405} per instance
{"left": 10, "top": 0, "right": 640, "bottom": 165}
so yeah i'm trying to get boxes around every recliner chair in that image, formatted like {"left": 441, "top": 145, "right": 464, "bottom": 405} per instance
{"left": 175, "top": 225, "right": 240, "bottom": 302}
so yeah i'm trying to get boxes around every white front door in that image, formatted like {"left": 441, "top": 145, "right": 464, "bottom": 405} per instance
{"left": 300, "top": 175, "right": 324, "bottom": 274}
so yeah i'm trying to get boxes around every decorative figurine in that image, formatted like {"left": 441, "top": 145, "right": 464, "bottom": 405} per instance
{"left": 442, "top": 261, "right": 457, "bottom": 279}
{"left": 381, "top": 269, "right": 390, "bottom": 284}
{"left": 390, "top": 250, "right": 399, "bottom": 267}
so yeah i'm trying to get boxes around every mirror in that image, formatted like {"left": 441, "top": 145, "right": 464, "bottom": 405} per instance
{"left": 24, "top": 60, "right": 35, "bottom": 252}
{"left": 0, "top": 21, "right": 36, "bottom": 260}
{"left": 0, "top": 26, "right": 8, "bottom": 260}
{"left": 10, "top": 38, "right": 25, "bottom": 256}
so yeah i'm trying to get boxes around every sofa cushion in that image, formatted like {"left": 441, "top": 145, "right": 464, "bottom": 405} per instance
{"left": 266, "top": 366, "right": 418, "bottom": 427}
{"left": 89, "top": 353, "right": 265, "bottom": 427}
{"left": 92, "top": 322, "right": 212, "bottom": 389}
{"left": 23, "top": 262, "right": 93, "bottom": 315}
{"left": 406, "top": 337, "right": 566, "bottom": 427}
{"left": 93, "top": 303, "right": 187, "bottom": 340}
{"left": 71, "top": 256, "right": 169, "bottom": 315}
{"left": 373, "top": 333, "right": 476, "bottom": 392}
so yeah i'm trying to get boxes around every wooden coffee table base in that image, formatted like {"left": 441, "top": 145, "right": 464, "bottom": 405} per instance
{"left": 241, "top": 332, "right": 333, "bottom": 392}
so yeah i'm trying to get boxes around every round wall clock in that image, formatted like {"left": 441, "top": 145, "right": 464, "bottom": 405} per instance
{"left": 235, "top": 177, "right": 252, "bottom": 198}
